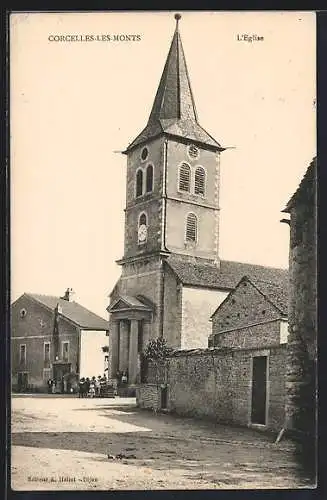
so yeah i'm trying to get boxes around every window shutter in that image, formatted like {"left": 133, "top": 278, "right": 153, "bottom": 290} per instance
{"left": 194, "top": 166, "right": 205, "bottom": 195}
{"left": 179, "top": 163, "right": 191, "bottom": 192}
{"left": 146, "top": 164, "right": 153, "bottom": 193}
{"left": 136, "top": 170, "right": 143, "bottom": 197}
{"left": 186, "top": 213, "right": 197, "bottom": 242}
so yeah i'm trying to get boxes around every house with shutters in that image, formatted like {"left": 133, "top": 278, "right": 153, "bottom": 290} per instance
{"left": 11, "top": 288, "right": 109, "bottom": 392}
{"left": 107, "top": 14, "right": 288, "bottom": 386}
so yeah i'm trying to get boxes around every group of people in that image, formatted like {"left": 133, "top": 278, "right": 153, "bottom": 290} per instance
{"left": 78, "top": 375, "right": 107, "bottom": 398}
{"left": 47, "top": 373, "right": 77, "bottom": 394}
{"left": 47, "top": 378, "right": 58, "bottom": 394}
{"left": 46, "top": 371, "right": 129, "bottom": 397}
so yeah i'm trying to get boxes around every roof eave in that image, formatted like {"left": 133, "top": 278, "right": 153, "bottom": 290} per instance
{"left": 123, "top": 130, "right": 225, "bottom": 155}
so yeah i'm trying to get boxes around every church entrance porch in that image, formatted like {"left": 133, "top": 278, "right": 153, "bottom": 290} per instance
{"left": 107, "top": 296, "right": 153, "bottom": 386}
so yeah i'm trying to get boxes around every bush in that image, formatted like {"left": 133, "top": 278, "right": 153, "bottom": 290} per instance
{"left": 143, "top": 337, "right": 173, "bottom": 361}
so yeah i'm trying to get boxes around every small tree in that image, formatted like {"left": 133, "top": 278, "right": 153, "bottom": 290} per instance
{"left": 143, "top": 338, "right": 172, "bottom": 386}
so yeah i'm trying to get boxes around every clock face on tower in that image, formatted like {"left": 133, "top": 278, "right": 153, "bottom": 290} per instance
{"left": 138, "top": 224, "right": 147, "bottom": 243}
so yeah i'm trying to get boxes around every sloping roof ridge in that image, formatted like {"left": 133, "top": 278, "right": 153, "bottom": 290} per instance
{"left": 29, "top": 292, "right": 58, "bottom": 299}
{"left": 210, "top": 285, "right": 238, "bottom": 319}
{"left": 221, "top": 259, "right": 288, "bottom": 272}
{"left": 283, "top": 156, "right": 317, "bottom": 212}
{"left": 27, "top": 292, "right": 108, "bottom": 324}
{"left": 26, "top": 293, "right": 59, "bottom": 310}
{"left": 249, "top": 276, "right": 285, "bottom": 287}
{"left": 244, "top": 277, "right": 287, "bottom": 316}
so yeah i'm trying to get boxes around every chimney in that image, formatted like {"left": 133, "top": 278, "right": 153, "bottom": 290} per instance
{"left": 62, "top": 288, "right": 74, "bottom": 301}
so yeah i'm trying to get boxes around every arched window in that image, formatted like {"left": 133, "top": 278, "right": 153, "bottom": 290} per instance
{"left": 179, "top": 163, "right": 191, "bottom": 192}
{"left": 139, "top": 212, "right": 147, "bottom": 227}
{"left": 185, "top": 213, "right": 197, "bottom": 242}
{"left": 194, "top": 166, "right": 205, "bottom": 196}
{"left": 136, "top": 169, "right": 143, "bottom": 197}
{"left": 138, "top": 212, "right": 148, "bottom": 244}
{"left": 146, "top": 164, "right": 153, "bottom": 193}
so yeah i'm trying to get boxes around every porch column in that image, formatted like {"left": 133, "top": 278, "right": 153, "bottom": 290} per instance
{"left": 119, "top": 320, "right": 129, "bottom": 372}
{"left": 109, "top": 320, "right": 119, "bottom": 378}
{"left": 143, "top": 321, "right": 151, "bottom": 350}
{"left": 128, "top": 319, "right": 139, "bottom": 384}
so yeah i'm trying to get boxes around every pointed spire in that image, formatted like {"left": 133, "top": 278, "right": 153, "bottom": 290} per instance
{"left": 125, "top": 14, "right": 223, "bottom": 153}
{"left": 148, "top": 13, "right": 198, "bottom": 124}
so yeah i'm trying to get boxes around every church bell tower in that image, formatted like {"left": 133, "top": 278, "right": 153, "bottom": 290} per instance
{"left": 119, "top": 13, "right": 225, "bottom": 266}
{"left": 108, "top": 14, "right": 225, "bottom": 384}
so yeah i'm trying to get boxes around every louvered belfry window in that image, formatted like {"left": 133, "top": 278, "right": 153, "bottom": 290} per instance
{"left": 146, "top": 164, "right": 153, "bottom": 193}
{"left": 136, "top": 169, "right": 143, "bottom": 197}
{"left": 186, "top": 213, "right": 197, "bottom": 242}
{"left": 179, "top": 163, "right": 191, "bottom": 192}
{"left": 194, "top": 166, "right": 205, "bottom": 196}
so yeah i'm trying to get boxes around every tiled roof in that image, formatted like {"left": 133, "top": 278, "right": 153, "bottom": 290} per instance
{"left": 283, "top": 156, "right": 317, "bottom": 212}
{"left": 125, "top": 20, "right": 222, "bottom": 152}
{"left": 247, "top": 277, "right": 288, "bottom": 315}
{"left": 27, "top": 294, "right": 108, "bottom": 330}
{"left": 166, "top": 255, "right": 288, "bottom": 292}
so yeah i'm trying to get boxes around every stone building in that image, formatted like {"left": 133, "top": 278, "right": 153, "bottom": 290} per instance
{"left": 209, "top": 275, "right": 288, "bottom": 349}
{"left": 11, "top": 289, "right": 109, "bottom": 392}
{"left": 281, "top": 157, "right": 317, "bottom": 445}
{"left": 107, "top": 15, "right": 287, "bottom": 385}
{"left": 137, "top": 274, "right": 289, "bottom": 431}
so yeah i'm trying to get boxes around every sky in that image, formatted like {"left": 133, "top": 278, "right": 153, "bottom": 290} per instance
{"left": 10, "top": 11, "right": 316, "bottom": 318}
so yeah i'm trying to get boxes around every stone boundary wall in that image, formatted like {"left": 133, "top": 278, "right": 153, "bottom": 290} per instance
{"left": 137, "top": 345, "right": 287, "bottom": 431}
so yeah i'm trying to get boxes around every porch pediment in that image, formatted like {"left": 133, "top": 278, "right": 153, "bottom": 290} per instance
{"left": 107, "top": 295, "right": 153, "bottom": 314}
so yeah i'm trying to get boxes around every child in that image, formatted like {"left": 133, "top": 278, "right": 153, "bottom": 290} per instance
{"left": 89, "top": 377, "right": 96, "bottom": 398}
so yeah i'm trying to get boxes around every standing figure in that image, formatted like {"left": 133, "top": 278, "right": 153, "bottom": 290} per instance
{"left": 100, "top": 376, "right": 106, "bottom": 398}
{"left": 85, "top": 377, "right": 90, "bottom": 397}
{"left": 95, "top": 376, "right": 101, "bottom": 397}
{"left": 121, "top": 371, "right": 128, "bottom": 384}
{"left": 78, "top": 377, "right": 85, "bottom": 398}
{"left": 89, "top": 377, "right": 96, "bottom": 398}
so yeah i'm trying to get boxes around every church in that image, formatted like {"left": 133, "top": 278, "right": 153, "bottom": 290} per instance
{"left": 107, "top": 15, "right": 288, "bottom": 385}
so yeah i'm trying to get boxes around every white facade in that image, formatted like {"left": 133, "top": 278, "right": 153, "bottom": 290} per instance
{"left": 280, "top": 319, "right": 289, "bottom": 344}
{"left": 181, "top": 286, "right": 229, "bottom": 349}
{"left": 79, "top": 329, "right": 108, "bottom": 378}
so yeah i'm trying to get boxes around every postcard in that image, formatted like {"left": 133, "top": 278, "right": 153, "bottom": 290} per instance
{"left": 10, "top": 11, "right": 316, "bottom": 490}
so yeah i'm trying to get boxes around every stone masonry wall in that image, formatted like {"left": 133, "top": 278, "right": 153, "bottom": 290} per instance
{"left": 286, "top": 171, "right": 317, "bottom": 437}
{"left": 163, "top": 264, "right": 183, "bottom": 348}
{"left": 138, "top": 346, "right": 287, "bottom": 431}
{"left": 211, "top": 278, "right": 282, "bottom": 335}
{"left": 136, "top": 384, "right": 161, "bottom": 411}
{"left": 213, "top": 320, "right": 282, "bottom": 350}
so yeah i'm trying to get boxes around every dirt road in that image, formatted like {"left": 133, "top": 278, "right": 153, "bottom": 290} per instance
{"left": 11, "top": 394, "right": 311, "bottom": 490}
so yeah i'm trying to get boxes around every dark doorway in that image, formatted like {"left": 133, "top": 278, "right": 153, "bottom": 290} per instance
{"left": 251, "top": 356, "right": 268, "bottom": 425}
{"left": 17, "top": 372, "right": 28, "bottom": 392}
{"left": 161, "top": 386, "right": 168, "bottom": 410}
{"left": 53, "top": 363, "right": 71, "bottom": 393}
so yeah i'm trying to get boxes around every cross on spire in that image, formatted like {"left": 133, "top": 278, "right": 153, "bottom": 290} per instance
{"left": 124, "top": 13, "right": 224, "bottom": 153}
